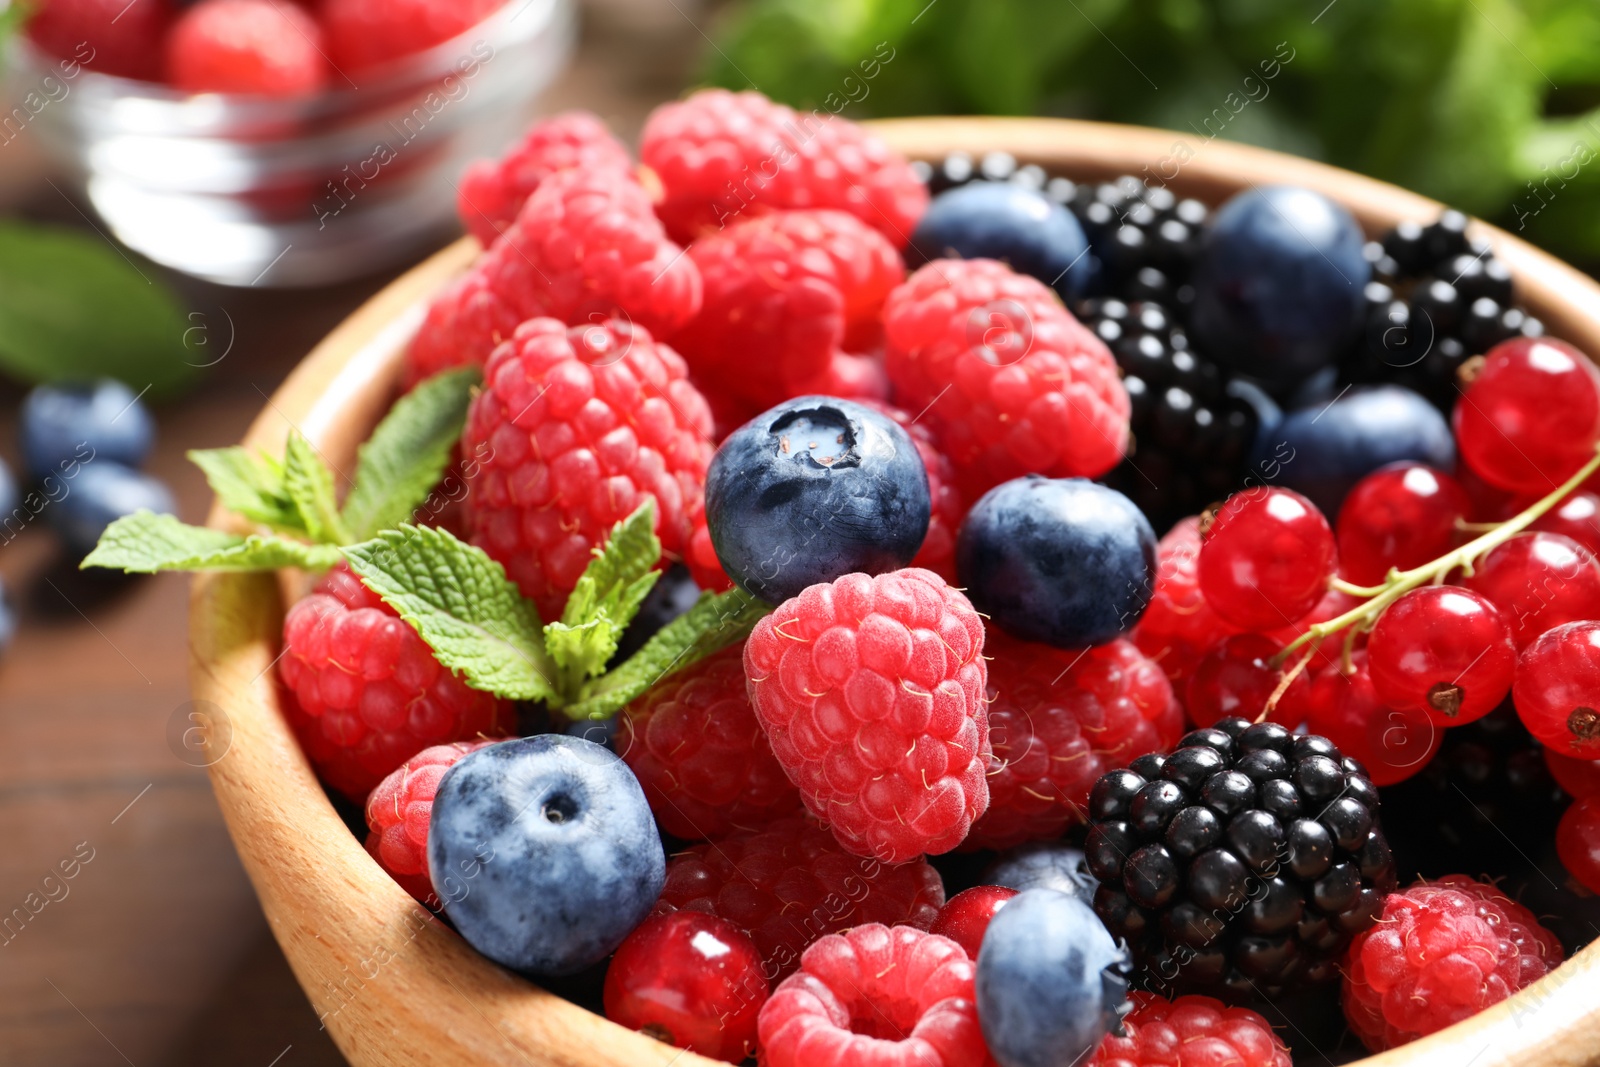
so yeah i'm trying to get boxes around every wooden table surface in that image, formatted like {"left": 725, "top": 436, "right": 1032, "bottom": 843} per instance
{"left": 0, "top": 2, "right": 706, "bottom": 1062}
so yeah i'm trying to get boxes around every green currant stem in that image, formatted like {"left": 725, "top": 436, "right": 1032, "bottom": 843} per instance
{"left": 1257, "top": 647, "right": 1316, "bottom": 722}
{"left": 1329, "top": 576, "right": 1387, "bottom": 598}
{"left": 1271, "top": 445, "right": 1600, "bottom": 669}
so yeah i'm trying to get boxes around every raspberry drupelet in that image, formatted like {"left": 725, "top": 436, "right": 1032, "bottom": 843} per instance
{"left": 1091, "top": 991, "right": 1292, "bottom": 1067}
{"left": 743, "top": 568, "right": 991, "bottom": 863}
{"left": 163, "top": 0, "right": 327, "bottom": 96}
{"left": 364, "top": 739, "right": 498, "bottom": 904}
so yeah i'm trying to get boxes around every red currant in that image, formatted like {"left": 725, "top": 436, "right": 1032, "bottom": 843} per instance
{"left": 1463, "top": 532, "right": 1600, "bottom": 649}
{"left": 1453, "top": 336, "right": 1600, "bottom": 493}
{"left": 1265, "top": 587, "right": 1364, "bottom": 673}
{"left": 929, "top": 885, "right": 1017, "bottom": 959}
{"left": 1557, "top": 794, "right": 1600, "bottom": 894}
{"left": 1546, "top": 749, "right": 1600, "bottom": 799}
{"left": 1199, "top": 487, "right": 1337, "bottom": 632}
{"left": 1531, "top": 488, "right": 1600, "bottom": 559}
{"left": 1303, "top": 651, "right": 1439, "bottom": 786}
{"left": 1336, "top": 463, "right": 1468, "bottom": 585}
{"left": 1458, "top": 461, "right": 1520, "bottom": 522}
{"left": 1366, "top": 586, "right": 1516, "bottom": 725}
{"left": 1131, "top": 516, "right": 1239, "bottom": 685}
{"left": 603, "top": 912, "right": 768, "bottom": 1062}
{"left": 1513, "top": 620, "right": 1600, "bottom": 758}
{"left": 1186, "top": 633, "right": 1310, "bottom": 727}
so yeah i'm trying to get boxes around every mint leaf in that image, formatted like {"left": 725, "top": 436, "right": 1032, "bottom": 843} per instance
{"left": 82, "top": 511, "right": 342, "bottom": 573}
{"left": 188, "top": 447, "right": 303, "bottom": 532}
{"left": 283, "top": 432, "right": 349, "bottom": 544}
{"left": 545, "top": 501, "right": 662, "bottom": 682}
{"left": 342, "top": 525, "right": 558, "bottom": 703}
{"left": 563, "top": 587, "right": 770, "bottom": 720}
{"left": 341, "top": 367, "right": 478, "bottom": 541}
{"left": 0, "top": 222, "right": 195, "bottom": 397}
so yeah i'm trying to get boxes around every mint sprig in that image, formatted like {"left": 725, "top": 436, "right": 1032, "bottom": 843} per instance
{"left": 545, "top": 502, "right": 663, "bottom": 687}
{"left": 283, "top": 432, "right": 350, "bottom": 545}
{"left": 186, "top": 447, "right": 303, "bottom": 532}
{"left": 83, "top": 511, "right": 343, "bottom": 573}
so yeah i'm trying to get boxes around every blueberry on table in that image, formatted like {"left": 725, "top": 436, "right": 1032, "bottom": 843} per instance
{"left": 21, "top": 380, "right": 155, "bottom": 482}
{"left": 426, "top": 735, "right": 666, "bottom": 977}
{"left": 909, "top": 181, "right": 1094, "bottom": 300}
{"left": 956, "top": 476, "right": 1156, "bottom": 648}
{"left": 705, "top": 396, "right": 930, "bottom": 605}
{"left": 51, "top": 462, "right": 175, "bottom": 558}
{"left": 1190, "top": 185, "right": 1370, "bottom": 394}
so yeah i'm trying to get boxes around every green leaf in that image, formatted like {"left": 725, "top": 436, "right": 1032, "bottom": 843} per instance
{"left": 341, "top": 367, "right": 479, "bottom": 541}
{"left": 544, "top": 501, "right": 663, "bottom": 681}
{"left": 187, "top": 447, "right": 303, "bottom": 532}
{"left": 342, "top": 525, "right": 559, "bottom": 704}
{"left": 0, "top": 222, "right": 195, "bottom": 397}
{"left": 81, "top": 511, "right": 343, "bottom": 573}
{"left": 283, "top": 432, "right": 349, "bottom": 545}
{"left": 563, "top": 587, "right": 771, "bottom": 721}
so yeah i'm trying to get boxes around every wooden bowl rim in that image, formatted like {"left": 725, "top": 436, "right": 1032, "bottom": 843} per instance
{"left": 187, "top": 115, "right": 1600, "bottom": 1067}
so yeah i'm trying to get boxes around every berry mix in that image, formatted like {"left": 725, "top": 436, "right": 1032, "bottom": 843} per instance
{"left": 86, "top": 91, "right": 1600, "bottom": 1066}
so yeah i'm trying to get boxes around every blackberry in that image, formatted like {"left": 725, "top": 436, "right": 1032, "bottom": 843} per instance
{"left": 1342, "top": 209, "right": 1543, "bottom": 411}
{"left": 1085, "top": 719, "right": 1395, "bottom": 1001}
{"left": 1071, "top": 176, "right": 1209, "bottom": 305}
{"left": 912, "top": 150, "right": 1062, "bottom": 201}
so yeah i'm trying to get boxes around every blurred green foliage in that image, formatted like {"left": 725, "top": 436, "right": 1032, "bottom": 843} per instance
{"left": 705, "top": 0, "right": 1600, "bottom": 263}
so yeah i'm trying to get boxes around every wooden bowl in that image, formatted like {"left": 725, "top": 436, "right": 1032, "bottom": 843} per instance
{"left": 188, "top": 117, "right": 1600, "bottom": 1067}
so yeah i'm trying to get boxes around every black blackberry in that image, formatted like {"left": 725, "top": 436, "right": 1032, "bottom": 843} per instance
{"left": 1070, "top": 176, "right": 1209, "bottom": 305}
{"left": 912, "top": 150, "right": 1066, "bottom": 202}
{"left": 1085, "top": 719, "right": 1395, "bottom": 1001}
{"left": 1342, "top": 209, "right": 1544, "bottom": 411}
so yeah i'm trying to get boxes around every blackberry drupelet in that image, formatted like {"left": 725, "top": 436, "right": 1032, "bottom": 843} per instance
{"left": 1085, "top": 719, "right": 1395, "bottom": 1001}
{"left": 1071, "top": 176, "right": 1209, "bottom": 305}
{"left": 1343, "top": 209, "right": 1544, "bottom": 411}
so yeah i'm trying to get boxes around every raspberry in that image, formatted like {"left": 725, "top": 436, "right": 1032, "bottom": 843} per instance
{"left": 964, "top": 631, "right": 1183, "bottom": 852}
{"left": 28, "top": 0, "right": 172, "bottom": 81}
{"left": 640, "top": 89, "right": 927, "bottom": 246}
{"left": 456, "top": 111, "right": 633, "bottom": 247}
{"left": 322, "top": 0, "right": 500, "bottom": 73}
{"left": 743, "top": 568, "right": 991, "bottom": 863}
{"left": 462, "top": 317, "right": 714, "bottom": 620}
{"left": 279, "top": 566, "right": 510, "bottom": 798}
{"left": 653, "top": 816, "right": 945, "bottom": 980}
{"left": 406, "top": 168, "right": 701, "bottom": 387}
{"left": 363, "top": 739, "right": 497, "bottom": 904}
{"left": 163, "top": 0, "right": 327, "bottom": 95}
{"left": 670, "top": 210, "right": 903, "bottom": 411}
{"left": 1091, "top": 991, "right": 1292, "bottom": 1067}
{"left": 618, "top": 644, "right": 802, "bottom": 840}
{"left": 1342, "top": 875, "right": 1563, "bottom": 1051}
{"left": 861, "top": 401, "right": 964, "bottom": 581}
{"left": 883, "top": 258, "right": 1130, "bottom": 497}
{"left": 1131, "top": 517, "right": 1238, "bottom": 686}
{"left": 756, "top": 924, "right": 988, "bottom": 1067}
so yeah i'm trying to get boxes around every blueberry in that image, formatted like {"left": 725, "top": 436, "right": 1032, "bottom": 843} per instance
{"left": 21, "top": 380, "right": 155, "bottom": 482}
{"left": 427, "top": 735, "right": 665, "bottom": 977}
{"left": 956, "top": 476, "right": 1155, "bottom": 648}
{"left": 1249, "top": 385, "right": 1455, "bottom": 517}
{"left": 0, "top": 455, "right": 18, "bottom": 522}
{"left": 705, "top": 396, "right": 930, "bottom": 604}
{"left": 0, "top": 577, "right": 15, "bottom": 655}
{"left": 565, "top": 715, "right": 618, "bottom": 751}
{"left": 1191, "top": 186, "right": 1370, "bottom": 393}
{"left": 982, "top": 841, "right": 1093, "bottom": 900}
{"left": 976, "top": 888, "right": 1130, "bottom": 1067}
{"left": 610, "top": 563, "right": 700, "bottom": 665}
{"left": 909, "top": 182, "right": 1093, "bottom": 300}
{"left": 51, "top": 462, "right": 175, "bottom": 558}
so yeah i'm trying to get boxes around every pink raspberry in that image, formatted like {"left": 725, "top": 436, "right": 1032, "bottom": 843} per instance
{"left": 640, "top": 88, "right": 927, "bottom": 246}
{"left": 653, "top": 816, "right": 945, "bottom": 980}
{"left": 322, "top": 0, "right": 500, "bottom": 73}
{"left": 757, "top": 924, "right": 989, "bottom": 1067}
{"left": 406, "top": 167, "right": 701, "bottom": 387}
{"left": 1131, "top": 517, "right": 1239, "bottom": 686}
{"left": 163, "top": 0, "right": 326, "bottom": 95}
{"left": 462, "top": 317, "right": 714, "bottom": 620}
{"left": 861, "top": 401, "right": 964, "bottom": 581}
{"left": 279, "top": 566, "right": 510, "bottom": 798}
{"left": 1342, "top": 875, "right": 1564, "bottom": 1052}
{"left": 671, "top": 209, "right": 903, "bottom": 412}
{"left": 743, "top": 568, "right": 990, "bottom": 863}
{"left": 883, "top": 258, "right": 1130, "bottom": 498}
{"left": 618, "top": 644, "right": 802, "bottom": 840}
{"left": 363, "top": 738, "right": 498, "bottom": 904}
{"left": 28, "top": 0, "right": 173, "bottom": 80}
{"left": 964, "top": 631, "right": 1183, "bottom": 852}
{"left": 1092, "top": 992, "right": 1292, "bottom": 1067}
{"left": 456, "top": 111, "right": 633, "bottom": 247}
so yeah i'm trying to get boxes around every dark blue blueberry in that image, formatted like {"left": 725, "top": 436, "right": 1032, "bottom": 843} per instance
{"left": 705, "top": 396, "right": 929, "bottom": 604}
{"left": 1223, "top": 377, "right": 1283, "bottom": 457}
{"left": 1191, "top": 186, "right": 1370, "bottom": 394}
{"left": 21, "top": 380, "right": 155, "bottom": 482}
{"left": 977, "top": 888, "right": 1130, "bottom": 1067}
{"left": 956, "top": 476, "right": 1155, "bottom": 648}
{"left": 1249, "top": 385, "right": 1455, "bottom": 517}
{"left": 565, "top": 715, "right": 618, "bottom": 751}
{"left": 611, "top": 563, "right": 701, "bottom": 665}
{"left": 0, "top": 455, "right": 17, "bottom": 523}
{"left": 909, "top": 181, "right": 1093, "bottom": 300}
{"left": 51, "top": 462, "right": 175, "bottom": 558}
{"left": 427, "top": 735, "right": 665, "bottom": 977}
{"left": 982, "top": 841, "right": 1093, "bottom": 900}
{"left": 0, "top": 576, "right": 14, "bottom": 655}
